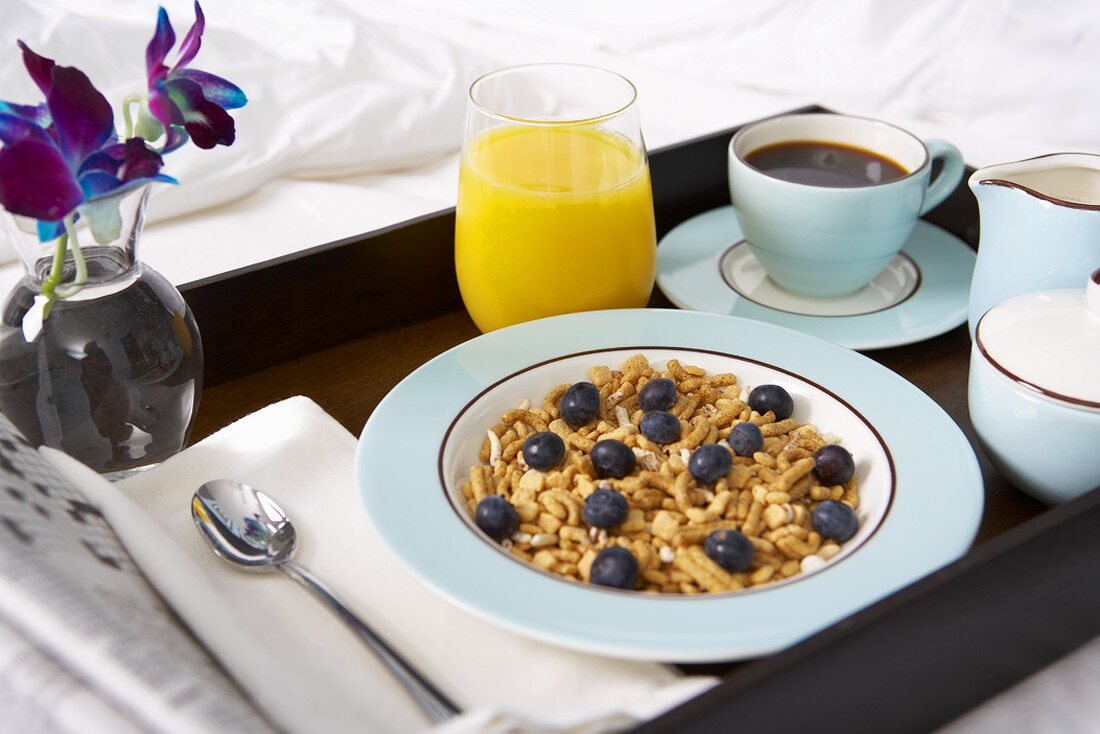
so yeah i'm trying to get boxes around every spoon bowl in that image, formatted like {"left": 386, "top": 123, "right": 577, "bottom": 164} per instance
{"left": 193, "top": 479, "right": 298, "bottom": 570}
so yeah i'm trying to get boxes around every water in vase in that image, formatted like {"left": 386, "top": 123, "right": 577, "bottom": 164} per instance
{"left": 0, "top": 250, "right": 202, "bottom": 474}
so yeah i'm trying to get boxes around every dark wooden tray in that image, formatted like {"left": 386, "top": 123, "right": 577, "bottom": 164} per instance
{"left": 180, "top": 106, "right": 1097, "bottom": 731}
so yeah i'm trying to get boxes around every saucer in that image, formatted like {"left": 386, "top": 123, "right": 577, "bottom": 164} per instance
{"left": 656, "top": 206, "right": 976, "bottom": 350}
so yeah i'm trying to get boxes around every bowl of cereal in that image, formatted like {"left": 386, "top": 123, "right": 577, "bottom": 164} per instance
{"left": 445, "top": 350, "right": 891, "bottom": 596}
{"left": 357, "top": 309, "right": 982, "bottom": 661}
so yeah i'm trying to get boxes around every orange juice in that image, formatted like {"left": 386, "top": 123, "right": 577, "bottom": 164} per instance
{"left": 455, "top": 125, "right": 656, "bottom": 332}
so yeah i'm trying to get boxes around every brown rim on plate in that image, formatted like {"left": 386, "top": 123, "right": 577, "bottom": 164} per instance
{"left": 436, "top": 346, "right": 897, "bottom": 599}
{"left": 716, "top": 240, "right": 924, "bottom": 318}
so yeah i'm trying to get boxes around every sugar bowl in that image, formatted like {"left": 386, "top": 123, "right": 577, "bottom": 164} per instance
{"left": 968, "top": 269, "right": 1100, "bottom": 505}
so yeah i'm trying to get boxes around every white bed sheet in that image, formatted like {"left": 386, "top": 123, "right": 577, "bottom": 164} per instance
{"left": 4, "top": 0, "right": 1097, "bottom": 292}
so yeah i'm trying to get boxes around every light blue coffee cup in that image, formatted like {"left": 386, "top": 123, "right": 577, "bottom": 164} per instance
{"left": 728, "top": 113, "right": 965, "bottom": 298}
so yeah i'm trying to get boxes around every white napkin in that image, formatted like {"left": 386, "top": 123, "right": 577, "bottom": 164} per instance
{"left": 46, "top": 397, "right": 716, "bottom": 734}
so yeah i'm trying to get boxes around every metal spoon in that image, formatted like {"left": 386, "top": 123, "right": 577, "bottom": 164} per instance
{"left": 191, "top": 479, "right": 458, "bottom": 723}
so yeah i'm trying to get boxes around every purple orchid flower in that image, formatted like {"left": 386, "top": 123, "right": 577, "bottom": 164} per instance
{"left": 0, "top": 43, "right": 175, "bottom": 242}
{"left": 145, "top": 2, "right": 247, "bottom": 152}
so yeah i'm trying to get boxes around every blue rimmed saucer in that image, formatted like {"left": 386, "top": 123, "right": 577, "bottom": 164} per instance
{"left": 656, "top": 206, "right": 975, "bottom": 350}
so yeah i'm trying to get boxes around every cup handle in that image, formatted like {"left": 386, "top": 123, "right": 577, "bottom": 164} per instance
{"left": 919, "top": 139, "right": 965, "bottom": 215}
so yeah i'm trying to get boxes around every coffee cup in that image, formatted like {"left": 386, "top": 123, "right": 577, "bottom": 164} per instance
{"left": 728, "top": 113, "right": 964, "bottom": 298}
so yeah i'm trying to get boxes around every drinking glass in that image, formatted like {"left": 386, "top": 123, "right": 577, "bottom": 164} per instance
{"left": 455, "top": 63, "right": 656, "bottom": 332}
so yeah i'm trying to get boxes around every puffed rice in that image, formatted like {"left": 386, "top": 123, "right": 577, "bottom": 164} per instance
{"left": 464, "top": 354, "right": 862, "bottom": 594}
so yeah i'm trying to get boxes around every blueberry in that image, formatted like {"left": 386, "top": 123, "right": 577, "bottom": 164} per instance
{"left": 704, "top": 529, "right": 754, "bottom": 572}
{"left": 590, "top": 439, "right": 636, "bottom": 479}
{"left": 522, "top": 431, "right": 565, "bottom": 471}
{"left": 728, "top": 422, "right": 763, "bottom": 457}
{"left": 813, "top": 444, "right": 855, "bottom": 486}
{"left": 639, "top": 410, "right": 681, "bottom": 444}
{"left": 560, "top": 382, "right": 600, "bottom": 428}
{"left": 475, "top": 495, "right": 518, "bottom": 542}
{"left": 688, "top": 443, "right": 732, "bottom": 483}
{"left": 589, "top": 546, "right": 638, "bottom": 589}
{"left": 584, "top": 488, "right": 629, "bottom": 528}
{"left": 638, "top": 377, "right": 677, "bottom": 412}
{"left": 812, "top": 500, "right": 859, "bottom": 542}
{"left": 747, "top": 384, "right": 794, "bottom": 420}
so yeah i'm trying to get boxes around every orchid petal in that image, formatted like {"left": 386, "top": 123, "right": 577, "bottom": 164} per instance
{"left": 84, "top": 174, "right": 175, "bottom": 205}
{"left": 174, "top": 1, "right": 205, "bottom": 70}
{"left": 78, "top": 144, "right": 126, "bottom": 177}
{"left": 0, "top": 100, "right": 49, "bottom": 126}
{"left": 184, "top": 107, "right": 234, "bottom": 148}
{"left": 162, "top": 125, "right": 189, "bottom": 154}
{"left": 117, "top": 138, "right": 165, "bottom": 181}
{"left": 0, "top": 139, "right": 82, "bottom": 221}
{"left": 78, "top": 195, "right": 123, "bottom": 245}
{"left": 37, "top": 219, "right": 65, "bottom": 242}
{"left": 148, "top": 79, "right": 184, "bottom": 129}
{"left": 46, "top": 66, "right": 115, "bottom": 166}
{"left": 166, "top": 78, "right": 234, "bottom": 148}
{"left": 0, "top": 113, "right": 51, "bottom": 146}
{"left": 173, "top": 68, "right": 247, "bottom": 109}
{"left": 17, "top": 41, "right": 55, "bottom": 97}
{"left": 78, "top": 171, "right": 122, "bottom": 198}
{"left": 146, "top": 7, "right": 176, "bottom": 80}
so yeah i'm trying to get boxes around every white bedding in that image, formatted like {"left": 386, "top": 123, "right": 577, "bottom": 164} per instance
{"left": 2, "top": 0, "right": 1098, "bottom": 287}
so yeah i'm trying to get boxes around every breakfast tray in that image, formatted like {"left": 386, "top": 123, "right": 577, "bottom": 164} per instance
{"left": 178, "top": 105, "right": 1100, "bottom": 732}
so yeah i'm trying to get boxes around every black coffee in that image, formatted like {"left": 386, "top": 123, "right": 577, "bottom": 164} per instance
{"left": 745, "top": 141, "right": 907, "bottom": 187}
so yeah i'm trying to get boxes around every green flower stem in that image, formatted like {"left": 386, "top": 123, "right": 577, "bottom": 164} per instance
{"left": 55, "top": 217, "right": 87, "bottom": 298}
{"left": 39, "top": 232, "right": 68, "bottom": 300}
{"left": 39, "top": 214, "right": 86, "bottom": 319}
{"left": 39, "top": 230, "right": 66, "bottom": 320}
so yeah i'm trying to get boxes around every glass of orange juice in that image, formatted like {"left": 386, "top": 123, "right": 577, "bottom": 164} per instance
{"left": 455, "top": 63, "right": 656, "bottom": 332}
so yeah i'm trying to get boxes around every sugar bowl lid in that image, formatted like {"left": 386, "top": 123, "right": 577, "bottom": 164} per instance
{"left": 975, "top": 269, "right": 1100, "bottom": 410}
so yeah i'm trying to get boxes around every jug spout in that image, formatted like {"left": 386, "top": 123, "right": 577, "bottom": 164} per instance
{"left": 967, "top": 152, "right": 1100, "bottom": 339}
{"left": 969, "top": 152, "right": 1100, "bottom": 209}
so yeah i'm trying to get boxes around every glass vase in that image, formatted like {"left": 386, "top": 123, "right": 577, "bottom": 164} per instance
{"left": 0, "top": 184, "right": 202, "bottom": 476}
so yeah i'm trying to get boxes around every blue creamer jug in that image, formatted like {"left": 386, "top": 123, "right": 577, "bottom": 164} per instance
{"left": 967, "top": 153, "right": 1100, "bottom": 337}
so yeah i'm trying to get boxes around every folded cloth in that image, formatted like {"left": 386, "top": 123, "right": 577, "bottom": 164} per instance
{"left": 49, "top": 397, "right": 716, "bottom": 734}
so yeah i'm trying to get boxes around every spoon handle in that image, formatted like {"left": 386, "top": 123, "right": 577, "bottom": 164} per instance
{"left": 278, "top": 559, "right": 459, "bottom": 723}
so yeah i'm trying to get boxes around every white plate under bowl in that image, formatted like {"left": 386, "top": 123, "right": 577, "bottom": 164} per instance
{"left": 656, "top": 206, "right": 975, "bottom": 350}
{"left": 355, "top": 309, "right": 983, "bottom": 662}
